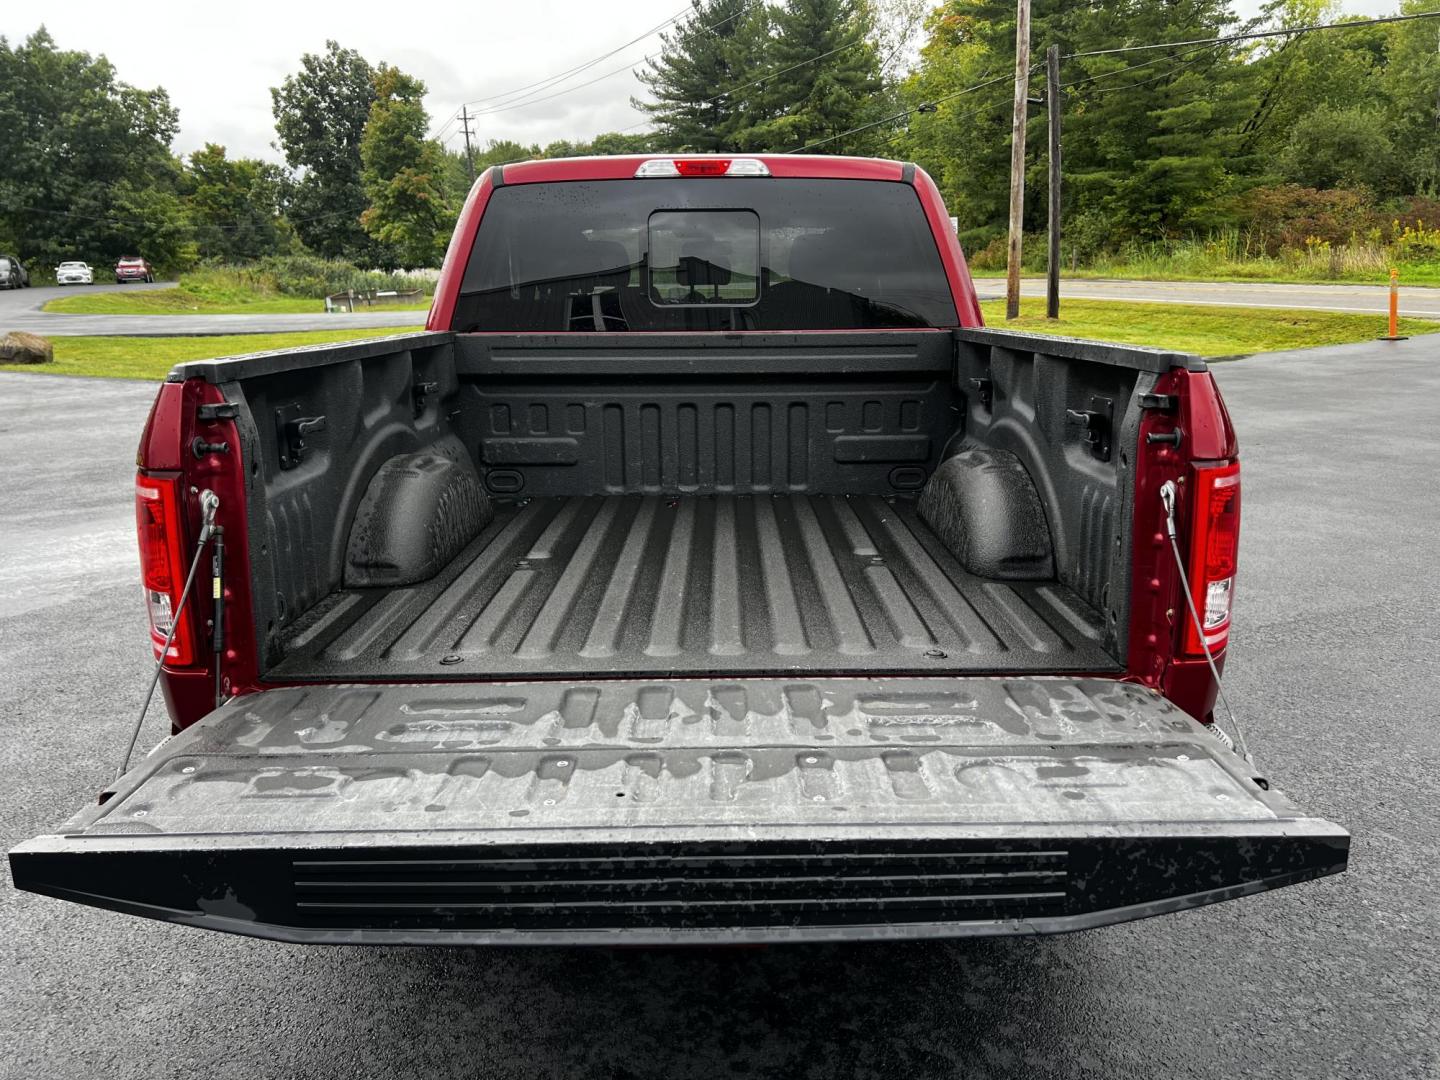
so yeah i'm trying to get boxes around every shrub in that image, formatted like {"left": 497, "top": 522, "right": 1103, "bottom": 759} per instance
{"left": 957, "top": 224, "right": 1004, "bottom": 257}
{"left": 178, "top": 255, "right": 434, "bottom": 301}
{"left": 1276, "top": 105, "right": 1398, "bottom": 196}
{"left": 1391, "top": 196, "right": 1440, "bottom": 235}
{"left": 1392, "top": 220, "right": 1440, "bottom": 261}
{"left": 1228, "top": 185, "right": 1377, "bottom": 254}
{"left": 966, "top": 231, "right": 1050, "bottom": 272}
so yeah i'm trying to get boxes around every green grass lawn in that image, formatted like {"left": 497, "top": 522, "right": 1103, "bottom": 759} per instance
{"left": 42, "top": 288, "right": 432, "bottom": 316}
{"left": 971, "top": 265, "right": 1440, "bottom": 287}
{"left": 0, "top": 327, "right": 426, "bottom": 380}
{"left": 977, "top": 298, "right": 1440, "bottom": 356}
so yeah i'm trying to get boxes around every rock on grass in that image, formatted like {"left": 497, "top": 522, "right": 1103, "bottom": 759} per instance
{"left": 0, "top": 331, "right": 54, "bottom": 365}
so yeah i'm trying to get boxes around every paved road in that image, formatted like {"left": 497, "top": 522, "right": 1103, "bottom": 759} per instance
{"left": 0, "top": 279, "right": 424, "bottom": 336}
{"left": 4, "top": 276, "right": 1432, "bottom": 337}
{"left": 2, "top": 345, "right": 1437, "bottom": 1079}
{"left": 975, "top": 276, "right": 1440, "bottom": 318}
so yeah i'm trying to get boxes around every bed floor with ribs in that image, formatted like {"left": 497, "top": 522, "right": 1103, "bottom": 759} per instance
{"left": 270, "top": 494, "right": 1120, "bottom": 681}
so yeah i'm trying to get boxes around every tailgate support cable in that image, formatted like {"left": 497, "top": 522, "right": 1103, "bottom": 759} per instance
{"left": 114, "top": 490, "right": 220, "bottom": 782}
{"left": 211, "top": 524, "right": 225, "bottom": 708}
{"left": 1159, "top": 481, "right": 1253, "bottom": 764}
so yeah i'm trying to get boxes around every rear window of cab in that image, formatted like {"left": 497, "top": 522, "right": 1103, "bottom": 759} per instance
{"left": 454, "top": 178, "right": 958, "bottom": 332}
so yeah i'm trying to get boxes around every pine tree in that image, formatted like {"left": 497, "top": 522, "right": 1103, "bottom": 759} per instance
{"left": 636, "top": 0, "right": 764, "bottom": 151}
{"left": 737, "top": 0, "right": 886, "bottom": 153}
{"left": 1056, "top": 0, "right": 1253, "bottom": 238}
{"left": 898, "top": 0, "right": 1255, "bottom": 243}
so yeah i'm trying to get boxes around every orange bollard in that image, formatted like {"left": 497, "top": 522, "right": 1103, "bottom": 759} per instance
{"left": 1381, "top": 267, "right": 1407, "bottom": 341}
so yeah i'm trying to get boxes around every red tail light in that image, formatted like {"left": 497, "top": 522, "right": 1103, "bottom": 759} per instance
{"left": 136, "top": 473, "right": 195, "bottom": 664}
{"left": 675, "top": 159, "right": 730, "bottom": 176}
{"left": 1182, "top": 461, "right": 1241, "bottom": 656}
{"left": 634, "top": 158, "right": 771, "bottom": 178}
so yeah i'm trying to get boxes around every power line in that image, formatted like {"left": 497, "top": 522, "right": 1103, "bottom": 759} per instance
{"left": 784, "top": 69, "right": 1015, "bottom": 154}
{"left": 442, "top": 1, "right": 757, "bottom": 131}
{"left": 472, "top": 50, "right": 655, "bottom": 117}
{"left": 787, "top": 8, "right": 1440, "bottom": 156}
{"left": 430, "top": 6, "right": 689, "bottom": 138}
{"left": 1064, "top": 9, "right": 1440, "bottom": 59}
{"left": 1058, "top": 49, "right": 1187, "bottom": 90}
{"left": 6, "top": 201, "right": 363, "bottom": 234}
{"left": 622, "top": 34, "right": 871, "bottom": 135}
{"left": 459, "top": 6, "right": 689, "bottom": 110}
{"left": 1044, "top": 12, "right": 1415, "bottom": 105}
{"left": 435, "top": 6, "right": 1440, "bottom": 144}
{"left": 875, "top": 6, "right": 928, "bottom": 77}
{"left": 434, "top": 115, "right": 462, "bottom": 143}
{"left": 1078, "top": 50, "right": 1217, "bottom": 96}
{"left": 706, "top": 38, "right": 866, "bottom": 104}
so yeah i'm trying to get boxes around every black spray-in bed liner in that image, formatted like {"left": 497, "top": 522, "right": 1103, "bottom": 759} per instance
{"left": 271, "top": 494, "right": 1120, "bottom": 681}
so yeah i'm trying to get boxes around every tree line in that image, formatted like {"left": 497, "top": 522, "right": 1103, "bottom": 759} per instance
{"left": 640, "top": 0, "right": 1440, "bottom": 262}
{"left": 895, "top": 0, "right": 1440, "bottom": 262}
{"left": 4, "top": 2, "right": 1439, "bottom": 275}
{"left": 0, "top": 32, "right": 463, "bottom": 272}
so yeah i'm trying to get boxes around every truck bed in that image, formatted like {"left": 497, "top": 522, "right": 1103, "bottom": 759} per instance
{"left": 272, "top": 493, "right": 1118, "bottom": 681}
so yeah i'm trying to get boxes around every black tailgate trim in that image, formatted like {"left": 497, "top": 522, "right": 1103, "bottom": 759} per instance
{"left": 12, "top": 831, "right": 1345, "bottom": 944}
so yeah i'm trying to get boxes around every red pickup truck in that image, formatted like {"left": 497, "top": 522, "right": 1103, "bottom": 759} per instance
{"left": 10, "top": 155, "right": 1346, "bottom": 944}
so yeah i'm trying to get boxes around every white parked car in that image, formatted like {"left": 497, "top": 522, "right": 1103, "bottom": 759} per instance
{"left": 56, "top": 261, "right": 94, "bottom": 286}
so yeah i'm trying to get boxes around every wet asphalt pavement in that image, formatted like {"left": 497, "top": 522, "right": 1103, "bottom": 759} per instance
{"left": 1, "top": 340, "right": 1436, "bottom": 1079}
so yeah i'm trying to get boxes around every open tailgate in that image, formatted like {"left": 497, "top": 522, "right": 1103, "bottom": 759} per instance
{"left": 9, "top": 678, "right": 1347, "bottom": 944}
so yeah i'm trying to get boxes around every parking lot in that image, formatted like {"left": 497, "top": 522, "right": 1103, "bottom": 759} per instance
{"left": 1, "top": 340, "right": 1436, "bottom": 1080}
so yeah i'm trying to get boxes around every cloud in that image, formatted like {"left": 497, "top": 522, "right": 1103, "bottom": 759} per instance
{"left": 1, "top": 0, "right": 679, "bottom": 162}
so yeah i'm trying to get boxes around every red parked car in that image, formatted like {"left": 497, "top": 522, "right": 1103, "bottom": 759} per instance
{"left": 10, "top": 154, "right": 1347, "bottom": 945}
{"left": 114, "top": 256, "right": 155, "bottom": 283}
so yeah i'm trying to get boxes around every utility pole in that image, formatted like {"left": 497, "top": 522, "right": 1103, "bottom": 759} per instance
{"left": 1046, "top": 43, "right": 1061, "bottom": 320}
{"left": 460, "top": 105, "right": 476, "bottom": 183}
{"left": 1005, "top": 0, "right": 1032, "bottom": 320}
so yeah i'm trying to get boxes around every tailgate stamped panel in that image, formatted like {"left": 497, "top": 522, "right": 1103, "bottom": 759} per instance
{"left": 10, "top": 678, "right": 1348, "bottom": 944}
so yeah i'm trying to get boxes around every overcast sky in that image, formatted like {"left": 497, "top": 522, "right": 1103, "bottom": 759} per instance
{"left": 0, "top": 0, "right": 1401, "bottom": 166}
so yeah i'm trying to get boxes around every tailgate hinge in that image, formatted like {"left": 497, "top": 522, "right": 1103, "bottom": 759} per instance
{"left": 1140, "top": 393, "right": 1182, "bottom": 447}
{"left": 195, "top": 400, "right": 238, "bottom": 457}
{"left": 197, "top": 401, "right": 239, "bottom": 422}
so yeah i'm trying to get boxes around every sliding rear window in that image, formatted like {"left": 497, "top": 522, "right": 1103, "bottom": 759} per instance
{"left": 454, "top": 178, "right": 957, "bottom": 331}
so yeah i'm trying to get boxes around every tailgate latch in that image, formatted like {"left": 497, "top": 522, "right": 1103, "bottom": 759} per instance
{"left": 412, "top": 379, "right": 439, "bottom": 418}
{"left": 967, "top": 376, "right": 994, "bottom": 412}
{"left": 1065, "top": 396, "right": 1113, "bottom": 461}
{"left": 276, "top": 405, "right": 327, "bottom": 470}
